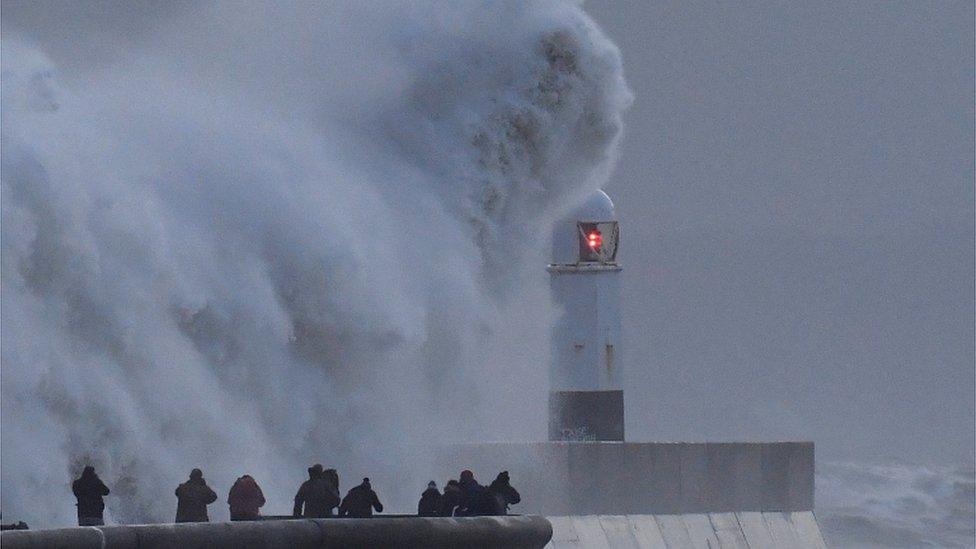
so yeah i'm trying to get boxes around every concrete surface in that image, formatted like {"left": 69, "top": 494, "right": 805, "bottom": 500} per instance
{"left": 0, "top": 516, "right": 554, "bottom": 549}
{"left": 442, "top": 442, "right": 814, "bottom": 515}
{"left": 2, "top": 512, "right": 827, "bottom": 548}
{"left": 545, "top": 512, "right": 827, "bottom": 548}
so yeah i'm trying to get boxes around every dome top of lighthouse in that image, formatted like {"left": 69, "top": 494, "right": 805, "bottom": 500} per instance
{"left": 550, "top": 189, "right": 620, "bottom": 265}
{"left": 572, "top": 189, "right": 617, "bottom": 222}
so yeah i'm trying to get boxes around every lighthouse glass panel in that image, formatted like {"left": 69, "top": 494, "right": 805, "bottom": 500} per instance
{"left": 577, "top": 221, "right": 619, "bottom": 263}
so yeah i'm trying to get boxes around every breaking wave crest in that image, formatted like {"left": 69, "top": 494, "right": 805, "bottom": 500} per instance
{"left": 0, "top": 1, "right": 631, "bottom": 526}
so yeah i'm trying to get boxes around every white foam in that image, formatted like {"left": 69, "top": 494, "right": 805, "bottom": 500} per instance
{"left": 0, "top": 1, "right": 631, "bottom": 526}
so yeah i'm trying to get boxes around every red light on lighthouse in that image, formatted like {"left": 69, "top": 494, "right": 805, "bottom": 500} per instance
{"left": 587, "top": 230, "right": 602, "bottom": 250}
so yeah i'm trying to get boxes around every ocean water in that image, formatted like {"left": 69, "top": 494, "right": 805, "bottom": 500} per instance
{"left": 817, "top": 461, "right": 975, "bottom": 548}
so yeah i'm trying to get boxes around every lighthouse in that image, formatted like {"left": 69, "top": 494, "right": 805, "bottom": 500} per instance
{"left": 548, "top": 189, "right": 624, "bottom": 441}
{"left": 439, "top": 187, "right": 815, "bottom": 525}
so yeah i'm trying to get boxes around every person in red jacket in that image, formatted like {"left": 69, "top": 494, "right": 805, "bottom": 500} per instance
{"left": 227, "top": 474, "right": 265, "bottom": 521}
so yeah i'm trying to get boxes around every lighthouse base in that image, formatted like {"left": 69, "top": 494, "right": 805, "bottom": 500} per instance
{"left": 439, "top": 441, "right": 814, "bottom": 516}
{"left": 548, "top": 390, "right": 624, "bottom": 442}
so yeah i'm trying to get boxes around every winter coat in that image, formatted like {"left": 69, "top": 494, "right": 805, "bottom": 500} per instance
{"left": 175, "top": 478, "right": 218, "bottom": 522}
{"left": 294, "top": 477, "right": 340, "bottom": 518}
{"left": 417, "top": 488, "right": 441, "bottom": 517}
{"left": 439, "top": 484, "right": 463, "bottom": 517}
{"left": 457, "top": 479, "right": 494, "bottom": 516}
{"left": 72, "top": 472, "right": 110, "bottom": 520}
{"left": 228, "top": 475, "right": 265, "bottom": 520}
{"left": 487, "top": 478, "right": 521, "bottom": 515}
{"left": 339, "top": 482, "right": 383, "bottom": 518}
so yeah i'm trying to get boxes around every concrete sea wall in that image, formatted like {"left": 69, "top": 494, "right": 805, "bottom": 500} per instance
{"left": 443, "top": 442, "right": 815, "bottom": 515}
{"left": 0, "top": 516, "right": 554, "bottom": 549}
{"left": 547, "top": 512, "right": 827, "bottom": 548}
{"left": 0, "top": 513, "right": 830, "bottom": 548}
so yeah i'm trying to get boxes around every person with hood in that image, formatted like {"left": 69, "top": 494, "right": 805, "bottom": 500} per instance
{"left": 72, "top": 466, "right": 110, "bottom": 526}
{"left": 175, "top": 468, "right": 218, "bottom": 523}
{"left": 417, "top": 481, "right": 441, "bottom": 517}
{"left": 456, "top": 470, "right": 493, "bottom": 516}
{"left": 293, "top": 464, "right": 340, "bottom": 518}
{"left": 227, "top": 474, "right": 265, "bottom": 521}
{"left": 487, "top": 471, "right": 521, "bottom": 515}
{"left": 339, "top": 478, "right": 384, "bottom": 518}
{"left": 324, "top": 468, "right": 340, "bottom": 496}
{"left": 439, "top": 480, "right": 463, "bottom": 517}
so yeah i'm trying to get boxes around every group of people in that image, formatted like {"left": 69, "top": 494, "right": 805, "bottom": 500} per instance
{"left": 72, "top": 466, "right": 229, "bottom": 525}
{"left": 418, "top": 470, "right": 520, "bottom": 517}
{"left": 70, "top": 464, "right": 519, "bottom": 526}
{"left": 292, "top": 464, "right": 383, "bottom": 519}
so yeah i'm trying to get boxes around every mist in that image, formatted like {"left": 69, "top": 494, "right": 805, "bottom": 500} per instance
{"left": 1, "top": 0, "right": 631, "bottom": 526}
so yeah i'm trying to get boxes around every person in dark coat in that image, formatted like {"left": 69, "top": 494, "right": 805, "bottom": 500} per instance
{"left": 417, "top": 481, "right": 441, "bottom": 517}
{"left": 227, "top": 474, "right": 265, "bottom": 520}
{"left": 293, "top": 464, "right": 340, "bottom": 518}
{"left": 487, "top": 471, "right": 521, "bottom": 515}
{"left": 456, "top": 470, "right": 493, "bottom": 516}
{"left": 175, "top": 468, "right": 218, "bottom": 523}
{"left": 72, "top": 466, "right": 110, "bottom": 526}
{"left": 324, "top": 469, "right": 340, "bottom": 496}
{"left": 339, "top": 478, "right": 384, "bottom": 518}
{"left": 439, "top": 480, "right": 463, "bottom": 517}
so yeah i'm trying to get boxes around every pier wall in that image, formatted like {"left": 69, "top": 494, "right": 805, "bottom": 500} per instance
{"left": 0, "top": 516, "right": 553, "bottom": 549}
{"left": 442, "top": 442, "right": 814, "bottom": 516}
{"left": 547, "top": 512, "right": 827, "bottom": 548}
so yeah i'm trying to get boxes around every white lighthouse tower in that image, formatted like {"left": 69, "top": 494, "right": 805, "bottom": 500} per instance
{"left": 548, "top": 189, "right": 624, "bottom": 441}
{"left": 441, "top": 187, "right": 817, "bottom": 530}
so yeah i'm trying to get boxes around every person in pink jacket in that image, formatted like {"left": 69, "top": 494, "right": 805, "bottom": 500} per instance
{"left": 227, "top": 474, "right": 265, "bottom": 521}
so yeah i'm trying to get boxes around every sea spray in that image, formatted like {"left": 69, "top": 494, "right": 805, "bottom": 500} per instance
{"left": 1, "top": 1, "right": 631, "bottom": 526}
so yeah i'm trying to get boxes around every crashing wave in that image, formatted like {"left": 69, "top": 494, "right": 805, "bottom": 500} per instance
{"left": 1, "top": 1, "right": 631, "bottom": 526}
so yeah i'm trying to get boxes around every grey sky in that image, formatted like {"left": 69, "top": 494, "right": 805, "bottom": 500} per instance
{"left": 585, "top": 1, "right": 974, "bottom": 465}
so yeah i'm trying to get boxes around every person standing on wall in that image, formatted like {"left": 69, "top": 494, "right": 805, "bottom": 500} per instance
{"left": 456, "top": 470, "right": 493, "bottom": 516}
{"left": 417, "top": 481, "right": 441, "bottom": 517}
{"left": 439, "top": 480, "right": 463, "bottom": 517}
{"left": 339, "top": 478, "right": 384, "bottom": 518}
{"left": 293, "top": 464, "right": 340, "bottom": 518}
{"left": 175, "top": 468, "right": 218, "bottom": 523}
{"left": 487, "top": 471, "right": 521, "bottom": 515}
{"left": 227, "top": 474, "right": 265, "bottom": 521}
{"left": 72, "top": 466, "right": 110, "bottom": 526}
